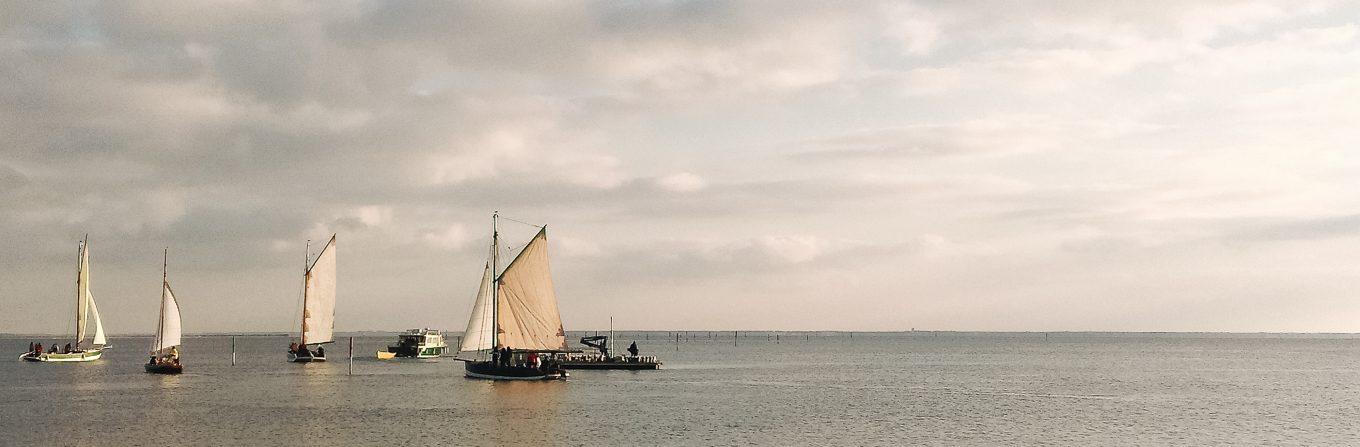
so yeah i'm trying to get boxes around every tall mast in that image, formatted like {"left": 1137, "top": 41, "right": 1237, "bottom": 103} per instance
{"left": 491, "top": 211, "right": 499, "bottom": 350}
{"left": 301, "top": 239, "right": 310, "bottom": 346}
{"left": 157, "top": 248, "right": 167, "bottom": 353}
{"left": 74, "top": 236, "right": 84, "bottom": 346}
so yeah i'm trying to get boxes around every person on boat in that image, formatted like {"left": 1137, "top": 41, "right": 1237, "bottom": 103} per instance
{"left": 32, "top": 342, "right": 40, "bottom": 355}
{"left": 530, "top": 352, "right": 541, "bottom": 370}
{"left": 170, "top": 346, "right": 179, "bottom": 360}
{"left": 315, "top": 346, "right": 324, "bottom": 358}
{"left": 48, "top": 344, "right": 56, "bottom": 354}
{"left": 627, "top": 341, "right": 639, "bottom": 357}
{"left": 148, "top": 354, "right": 158, "bottom": 366}
{"left": 501, "top": 347, "right": 512, "bottom": 367}
{"left": 64, "top": 343, "right": 72, "bottom": 353}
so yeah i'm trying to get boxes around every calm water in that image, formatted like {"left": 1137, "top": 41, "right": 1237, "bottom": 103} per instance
{"left": 2, "top": 332, "right": 1359, "bottom": 446}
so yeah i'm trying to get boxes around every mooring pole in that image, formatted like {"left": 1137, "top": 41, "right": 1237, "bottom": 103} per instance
{"left": 231, "top": 336, "right": 236, "bottom": 366}
{"left": 675, "top": 332, "right": 679, "bottom": 351}
{"left": 348, "top": 336, "right": 354, "bottom": 376}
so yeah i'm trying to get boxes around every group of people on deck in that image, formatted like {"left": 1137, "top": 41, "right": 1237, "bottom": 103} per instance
{"left": 27, "top": 342, "right": 74, "bottom": 356}
{"left": 288, "top": 342, "right": 324, "bottom": 358}
{"left": 147, "top": 346, "right": 180, "bottom": 366}
{"left": 491, "top": 346, "right": 545, "bottom": 370}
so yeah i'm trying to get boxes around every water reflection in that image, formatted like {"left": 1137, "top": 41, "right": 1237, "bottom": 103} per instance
{"left": 469, "top": 380, "right": 569, "bottom": 444}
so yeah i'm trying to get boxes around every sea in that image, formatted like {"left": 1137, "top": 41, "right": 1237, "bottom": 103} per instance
{"left": 2, "top": 332, "right": 1358, "bottom": 446}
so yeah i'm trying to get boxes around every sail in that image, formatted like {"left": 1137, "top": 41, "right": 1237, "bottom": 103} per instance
{"left": 458, "top": 260, "right": 495, "bottom": 352}
{"left": 76, "top": 241, "right": 90, "bottom": 344}
{"left": 150, "top": 282, "right": 182, "bottom": 354}
{"left": 90, "top": 298, "right": 106, "bottom": 346}
{"left": 302, "top": 235, "right": 337, "bottom": 345}
{"left": 495, "top": 228, "right": 567, "bottom": 351}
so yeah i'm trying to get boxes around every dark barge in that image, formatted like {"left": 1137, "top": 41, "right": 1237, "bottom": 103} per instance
{"left": 556, "top": 336, "right": 662, "bottom": 370}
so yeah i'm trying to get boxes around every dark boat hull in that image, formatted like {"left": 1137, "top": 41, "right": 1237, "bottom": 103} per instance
{"left": 463, "top": 361, "right": 567, "bottom": 380}
{"left": 144, "top": 363, "right": 183, "bottom": 374}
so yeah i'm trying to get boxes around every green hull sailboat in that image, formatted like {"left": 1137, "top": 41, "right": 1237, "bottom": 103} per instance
{"left": 19, "top": 236, "right": 108, "bottom": 363}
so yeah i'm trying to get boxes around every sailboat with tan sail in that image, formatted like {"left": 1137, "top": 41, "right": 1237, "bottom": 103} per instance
{"left": 19, "top": 235, "right": 108, "bottom": 362}
{"left": 288, "top": 234, "right": 337, "bottom": 363}
{"left": 457, "top": 212, "right": 570, "bottom": 380}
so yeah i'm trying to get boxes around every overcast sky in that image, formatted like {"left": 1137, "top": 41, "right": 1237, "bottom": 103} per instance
{"left": 2, "top": 1, "right": 1358, "bottom": 335}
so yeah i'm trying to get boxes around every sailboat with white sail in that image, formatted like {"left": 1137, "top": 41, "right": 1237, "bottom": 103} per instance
{"left": 457, "top": 213, "right": 570, "bottom": 380}
{"left": 19, "top": 236, "right": 108, "bottom": 362}
{"left": 288, "top": 234, "right": 337, "bottom": 363}
{"left": 146, "top": 249, "right": 183, "bottom": 374}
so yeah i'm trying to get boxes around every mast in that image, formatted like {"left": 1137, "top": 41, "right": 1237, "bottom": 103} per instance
{"left": 157, "top": 248, "right": 167, "bottom": 353}
{"left": 491, "top": 211, "right": 499, "bottom": 351}
{"left": 74, "top": 237, "right": 83, "bottom": 346}
{"left": 301, "top": 239, "right": 310, "bottom": 346}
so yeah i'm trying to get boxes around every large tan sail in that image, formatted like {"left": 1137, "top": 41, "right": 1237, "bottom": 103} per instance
{"left": 495, "top": 228, "right": 567, "bottom": 351}
{"left": 302, "top": 235, "right": 337, "bottom": 345}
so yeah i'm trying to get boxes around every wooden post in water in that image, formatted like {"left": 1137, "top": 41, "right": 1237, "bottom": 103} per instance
{"left": 348, "top": 336, "right": 354, "bottom": 376}
{"left": 675, "top": 332, "right": 679, "bottom": 351}
{"left": 231, "top": 336, "right": 236, "bottom": 366}
{"left": 734, "top": 331, "right": 738, "bottom": 346}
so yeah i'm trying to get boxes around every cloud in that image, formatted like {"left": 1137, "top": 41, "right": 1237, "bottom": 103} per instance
{"left": 3, "top": 1, "right": 1360, "bottom": 333}
{"left": 653, "top": 172, "right": 707, "bottom": 192}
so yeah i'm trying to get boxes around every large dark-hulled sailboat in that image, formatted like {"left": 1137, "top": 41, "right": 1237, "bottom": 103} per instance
{"left": 456, "top": 212, "right": 569, "bottom": 380}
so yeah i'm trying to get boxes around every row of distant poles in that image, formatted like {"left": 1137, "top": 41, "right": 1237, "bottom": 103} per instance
{"left": 223, "top": 331, "right": 1039, "bottom": 374}
{"left": 581, "top": 331, "right": 867, "bottom": 351}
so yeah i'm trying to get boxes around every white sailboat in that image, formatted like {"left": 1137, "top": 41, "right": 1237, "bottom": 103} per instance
{"left": 458, "top": 213, "right": 569, "bottom": 380}
{"left": 19, "top": 235, "right": 108, "bottom": 362}
{"left": 146, "top": 249, "right": 183, "bottom": 374}
{"left": 288, "top": 234, "right": 337, "bottom": 363}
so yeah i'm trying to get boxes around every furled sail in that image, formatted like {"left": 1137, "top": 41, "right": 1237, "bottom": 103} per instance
{"left": 76, "top": 241, "right": 91, "bottom": 344}
{"left": 90, "top": 299, "right": 106, "bottom": 346}
{"left": 495, "top": 228, "right": 567, "bottom": 351}
{"left": 150, "top": 282, "right": 182, "bottom": 354}
{"left": 302, "top": 235, "right": 337, "bottom": 345}
{"left": 458, "top": 260, "right": 495, "bottom": 352}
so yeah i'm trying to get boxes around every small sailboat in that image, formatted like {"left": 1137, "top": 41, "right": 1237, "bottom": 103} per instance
{"left": 19, "top": 236, "right": 107, "bottom": 362}
{"left": 457, "top": 213, "right": 570, "bottom": 380}
{"left": 288, "top": 234, "right": 337, "bottom": 363}
{"left": 146, "top": 249, "right": 183, "bottom": 374}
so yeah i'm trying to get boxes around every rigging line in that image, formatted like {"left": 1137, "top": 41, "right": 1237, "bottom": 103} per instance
{"left": 498, "top": 215, "right": 544, "bottom": 229}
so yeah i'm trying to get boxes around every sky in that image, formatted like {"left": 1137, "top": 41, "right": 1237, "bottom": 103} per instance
{"left": 2, "top": 1, "right": 1359, "bottom": 335}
